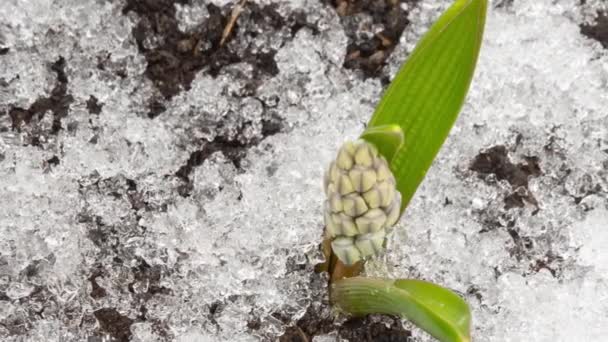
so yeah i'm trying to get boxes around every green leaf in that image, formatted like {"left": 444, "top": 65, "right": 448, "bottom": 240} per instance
{"left": 360, "top": 124, "right": 404, "bottom": 162}
{"left": 368, "top": 0, "right": 487, "bottom": 210}
{"left": 332, "top": 277, "right": 471, "bottom": 342}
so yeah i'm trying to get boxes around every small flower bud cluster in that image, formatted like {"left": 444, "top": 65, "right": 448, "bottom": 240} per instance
{"left": 323, "top": 140, "right": 401, "bottom": 265}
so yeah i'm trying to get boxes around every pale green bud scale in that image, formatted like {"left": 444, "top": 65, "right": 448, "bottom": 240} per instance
{"left": 355, "top": 230, "right": 386, "bottom": 258}
{"left": 324, "top": 204, "right": 338, "bottom": 234}
{"left": 377, "top": 181, "right": 394, "bottom": 207}
{"left": 355, "top": 208, "right": 386, "bottom": 234}
{"left": 332, "top": 237, "right": 361, "bottom": 265}
{"left": 385, "top": 194, "right": 401, "bottom": 228}
{"left": 354, "top": 144, "right": 374, "bottom": 167}
{"left": 337, "top": 174, "right": 355, "bottom": 195}
{"left": 374, "top": 159, "right": 391, "bottom": 182}
{"left": 337, "top": 213, "right": 358, "bottom": 236}
{"left": 336, "top": 144, "right": 355, "bottom": 170}
{"left": 349, "top": 166, "right": 377, "bottom": 193}
{"left": 329, "top": 196, "right": 343, "bottom": 213}
{"left": 329, "top": 162, "right": 340, "bottom": 182}
{"left": 362, "top": 186, "right": 381, "bottom": 209}
{"left": 342, "top": 193, "right": 368, "bottom": 217}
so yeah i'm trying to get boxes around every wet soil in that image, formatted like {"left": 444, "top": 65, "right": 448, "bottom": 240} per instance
{"left": 123, "top": 0, "right": 315, "bottom": 117}
{"left": 8, "top": 57, "right": 74, "bottom": 144}
{"left": 279, "top": 310, "right": 412, "bottom": 342}
{"left": 470, "top": 142, "right": 570, "bottom": 280}
{"left": 470, "top": 145, "right": 541, "bottom": 210}
{"left": 86, "top": 95, "right": 103, "bottom": 115}
{"left": 76, "top": 174, "right": 175, "bottom": 340}
{"left": 93, "top": 308, "right": 135, "bottom": 342}
{"left": 581, "top": 11, "right": 608, "bottom": 48}
{"left": 321, "top": 0, "right": 419, "bottom": 81}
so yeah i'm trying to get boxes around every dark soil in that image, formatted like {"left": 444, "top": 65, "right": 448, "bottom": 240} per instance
{"left": 88, "top": 268, "right": 108, "bottom": 299}
{"left": 280, "top": 310, "right": 412, "bottom": 342}
{"left": 45, "top": 155, "right": 60, "bottom": 168}
{"left": 1, "top": 285, "right": 77, "bottom": 337}
{"left": 581, "top": 11, "right": 608, "bottom": 48}
{"left": 8, "top": 56, "right": 74, "bottom": 141}
{"left": 470, "top": 145, "right": 541, "bottom": 209}
{"left": 321, "top": 0, "right": 419, "bottom": 81}
{"left": 128, "top": 258, "right": 172, "bottom": 301}
{"left": 123, "top": 0, "right": 215, "bottom": 102}
{"left": 77, "top": 175, "right": 174, "bottom": 340}
{"left": 493, "top": 0, "right": 514, "bottom": 8}
{"left": 339, "top": 316, "right": 412, "bottom": 342}
{"left": 86, "top": 95, "right": 103, "bottom": 115}
{"left": 470, "top": 143, "right": 570, "bottom": 279}
{"left": 174, "top": 111, "right": 284, "bottom": 196}
{"left": 123, "top": 0, "right": 316, "bottom": 118}
{"left": 93, "top": 308, "right": 135, "bottom": 342}
{"left": 528, "top": 251, "right": 564, "bottom": 278}
{"left": 476, "top": 211, "right": 566, "bottom": 279}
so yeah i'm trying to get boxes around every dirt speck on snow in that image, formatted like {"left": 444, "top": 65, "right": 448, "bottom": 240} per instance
{"left": 581, "top": 11, "right": 608, "bottom": 48}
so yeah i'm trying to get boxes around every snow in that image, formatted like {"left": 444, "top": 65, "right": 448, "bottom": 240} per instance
{"left": 1, "top": 0, "right": 607, "bottom": 341}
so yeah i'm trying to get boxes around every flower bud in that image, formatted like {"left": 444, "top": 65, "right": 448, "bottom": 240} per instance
{"left": 324, "top": 139, "right": 401, "bottom": 265}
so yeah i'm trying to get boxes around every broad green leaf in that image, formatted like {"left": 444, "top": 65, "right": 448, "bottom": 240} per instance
{"left": 360, "top": 124, "right": 404, "bottom": 162}
{"left": 332, "top": 277, "right": 471, "bottom": 342}
{"left": 367, "top": 0, "right": 487, "bottom": 211}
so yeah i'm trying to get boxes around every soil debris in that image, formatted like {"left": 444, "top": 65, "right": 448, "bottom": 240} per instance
{"left": 8, "top": 57, "right": 74, "bottom": 138}
{"left": 581, "top": 11, "right": 608, "bottom": 48}
{"left": 123, "top": 0, "right": 315, "bottom": 116}
{"left": 322, "top": 0, "right": 419, "bottom": 79}
{"left": 93, "top": 308, "right": 134, "bottom": 342}
{"left": 175, "top": 112, "right": 284, "bottom": 196}
{"left": 86, "top": 95, "right": 103, "bottom": 115}
{"left": 470, "top": 145, "right": 541, "bottom": 209}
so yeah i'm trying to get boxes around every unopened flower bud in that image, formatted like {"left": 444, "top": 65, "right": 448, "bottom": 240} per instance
{"left": 323, "top": 139, "right": 401, "bottom": 265}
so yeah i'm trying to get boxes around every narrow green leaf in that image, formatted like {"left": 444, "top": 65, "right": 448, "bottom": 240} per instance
{"left": 368, "top": 0, "right": 487, "bottom": 210}
{"left": 332, "top": 277, "right": 471, "bottom": 342}
{"left": 360, "top": 124, "right": 404, "bottom": 162}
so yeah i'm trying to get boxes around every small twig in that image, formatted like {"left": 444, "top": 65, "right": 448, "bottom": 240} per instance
{"left": 220, "top": 0, "right": 247, "bottom": 47}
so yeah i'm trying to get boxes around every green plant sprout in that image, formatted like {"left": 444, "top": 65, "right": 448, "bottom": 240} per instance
{"left": 320, "top": 0, "right": 487, "bottom": 341}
